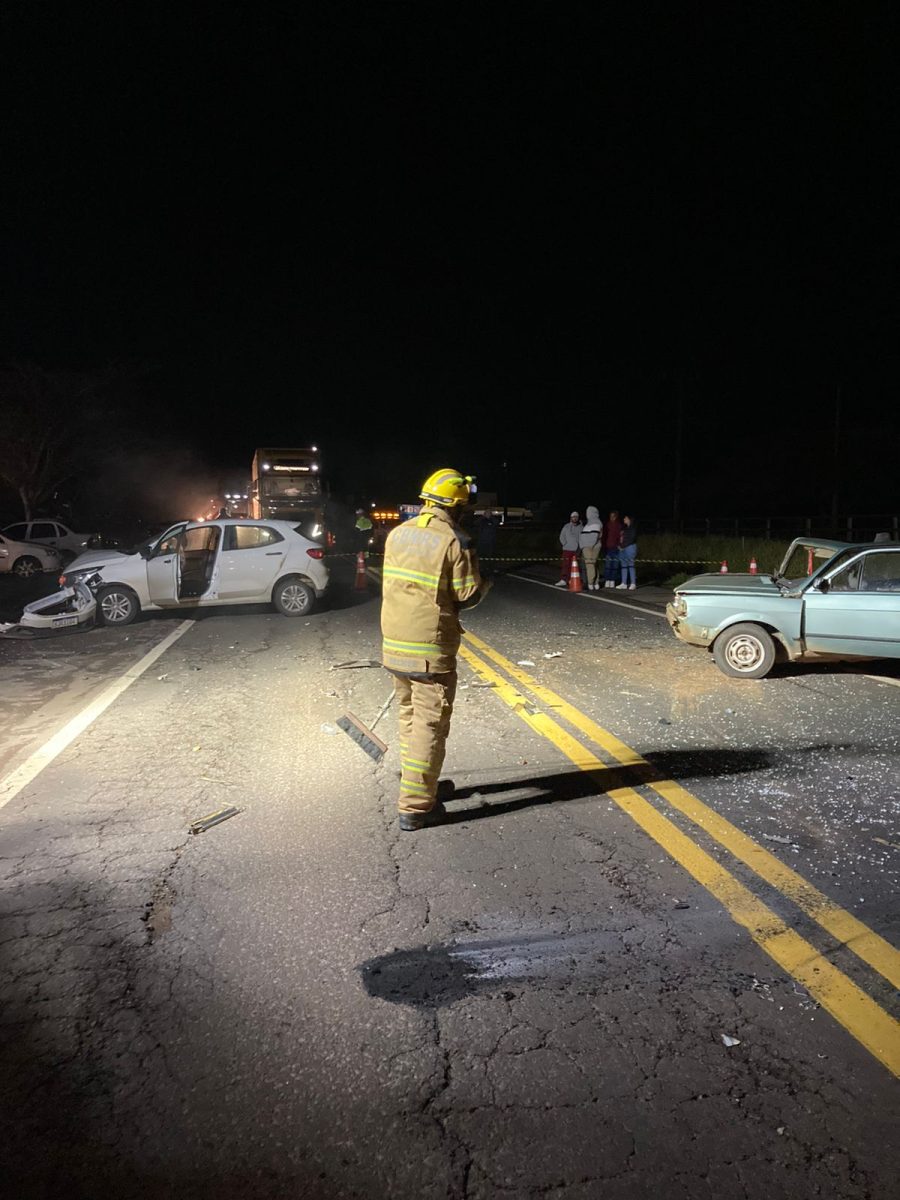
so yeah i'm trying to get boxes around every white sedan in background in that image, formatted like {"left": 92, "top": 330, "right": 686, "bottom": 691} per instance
{"left": 59, "top": 519, "right": 330, "bottom": 626}
{"left": 0, "top": 533, "right": 62, "bottom": 577}
{"left": 2, "top": 519, "right": 97, "bottom": 557}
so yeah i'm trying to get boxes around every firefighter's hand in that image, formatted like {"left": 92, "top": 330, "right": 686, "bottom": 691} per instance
{"left": 459, "top": 578, "right": 493, "bottom": 610}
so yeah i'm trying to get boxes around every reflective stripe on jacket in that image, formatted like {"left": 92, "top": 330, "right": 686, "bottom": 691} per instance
{"left": 381, "top": 506, "right": 483, "bottom": 674}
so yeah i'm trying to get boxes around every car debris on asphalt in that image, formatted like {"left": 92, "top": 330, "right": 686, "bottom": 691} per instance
{"left": 189, "top": 806, "right": 241, "bottom": 835}
{"left": 189, "top": 805, "right": 240, "bottom": 834}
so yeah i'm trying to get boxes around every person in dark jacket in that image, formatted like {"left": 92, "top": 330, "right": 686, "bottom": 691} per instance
{"left": 617, "top": 514, "right": 638, "bottom": 589}
{"left": 602, "top": 510, "right": 622, "bottom": 588}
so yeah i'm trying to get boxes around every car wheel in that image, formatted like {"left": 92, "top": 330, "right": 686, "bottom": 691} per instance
{"left": 712, "top": 623, "right": 776, "bottom": 679}
{"left": 12, "top": 556, "right": 41, "bottom": 578}
{"left": 96, "top": 585, "right": 139, "bottom": 626}
{"left": 272, "top": 576, "right": 315, "bottom": 617}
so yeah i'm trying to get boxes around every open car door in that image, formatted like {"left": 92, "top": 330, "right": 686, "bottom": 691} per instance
{"left": 146, "top": 530, "right": 182, "bottom": 606}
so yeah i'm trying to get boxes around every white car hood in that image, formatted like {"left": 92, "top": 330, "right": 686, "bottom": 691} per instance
{"left": 66, "top": 548, "right": 131, "bottom": 572}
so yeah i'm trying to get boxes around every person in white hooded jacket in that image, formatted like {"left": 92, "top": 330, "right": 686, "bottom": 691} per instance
{"left": 579, "top": 505, "right": 603, "bottom": 590}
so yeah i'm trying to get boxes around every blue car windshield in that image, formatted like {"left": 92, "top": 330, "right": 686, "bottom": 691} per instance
{"left": 779, "top": 544, "right": 857, "bottom": 588}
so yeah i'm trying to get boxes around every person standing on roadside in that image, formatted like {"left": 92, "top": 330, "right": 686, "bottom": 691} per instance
{"left": 617, "top": 514, "right": 638, "bottom": 589}
{"left": 381, "top": 468, "right": 491, "bottom": 832}
{"left": 556, "top": 511, "right": 583, "bottom": 587}
{"left": 579, "top": 505, "right": 603, "bottom": 591}
{"left": 476, "top": 509, "right": 498, "bottom": 566}
{"left": 354, "top": 508, "right": 374, "bottom": 556}
{"left": 602, "top": 509, "right": 622, "bottom": 588}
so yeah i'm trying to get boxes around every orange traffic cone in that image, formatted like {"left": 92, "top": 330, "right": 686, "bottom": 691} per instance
{"left": 749, "top": 556, "right": 758, "bottom": 575}
{"left": 354, "top": 550, "right": 368, "bottom": 590}
{"left": 719, "top": 560, "right": 728, "bottom": 574}
{"left": 568, "top": 554, "right": 583, "bottom": 592}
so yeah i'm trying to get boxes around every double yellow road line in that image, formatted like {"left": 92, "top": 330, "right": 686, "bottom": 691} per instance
{"left": 459, "top": 630, "right": 900, "bottom": 1077}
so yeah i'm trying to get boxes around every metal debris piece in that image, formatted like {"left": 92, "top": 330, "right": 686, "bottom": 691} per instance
{"left": 517, "top": 660, "right": 535, "bottom": 667}
{"left": 471, "top": 681, "right": 496, "bottom": 688}
{"left": 673, "top": 901, "right": 690, "bottom": 910}
{"left": 543, "top": 651, "right": 563, "bottom": 659}
{"left": 190, "top": 805, "right": 240, "bottom": 835}
{"left": 873, "top": 836, "right": 900, "bottom": 850}
{"left": 330, "top": 659, "right": 382, "bottom": 670}
{"left": 763, "top": 833, "right": 793, "bottom": 845}
{"left": 720, "top": 1034, "right": 741, "bottom": 1047}
{"left": 320, "top": 722, "right": 338, "bottom": 734}
{"left": 776, "top": 1127, "right": 786, "bottom": 1136}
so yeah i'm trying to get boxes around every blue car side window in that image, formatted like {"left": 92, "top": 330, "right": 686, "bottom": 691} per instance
{"left": 860, "top": 553, "right": 900, "bottom": 592}
{"left": 828, "top": 562, "right": 861, "bottom": 592}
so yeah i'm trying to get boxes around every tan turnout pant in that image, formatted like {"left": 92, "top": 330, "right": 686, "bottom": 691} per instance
{"left": 392, "top": 669, "right": 458, "bottom": 814}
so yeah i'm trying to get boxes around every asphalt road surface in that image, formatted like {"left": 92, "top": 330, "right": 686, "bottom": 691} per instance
{"left": 1, "top": 566, "right": 898, "bottom": 1199}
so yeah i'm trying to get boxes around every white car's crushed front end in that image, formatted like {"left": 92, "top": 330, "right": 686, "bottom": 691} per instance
{"left": 18, "top": 580, "right": 98, "bottom": 632}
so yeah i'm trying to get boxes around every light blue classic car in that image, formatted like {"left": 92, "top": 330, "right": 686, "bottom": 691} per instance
{"left": 666, "top": 537, "right": 900, "bottom": 678}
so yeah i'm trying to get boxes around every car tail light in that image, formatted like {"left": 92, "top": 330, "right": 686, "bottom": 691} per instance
{"left": 327, "top": 531, "right": 335, "bottom": 547}
{"left": 307, "top": 548, "right": 324, "bottom": 559}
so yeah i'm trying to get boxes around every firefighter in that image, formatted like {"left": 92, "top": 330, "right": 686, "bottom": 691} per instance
{"left": 381, "top": 468, "right": 492, "bottom": 831}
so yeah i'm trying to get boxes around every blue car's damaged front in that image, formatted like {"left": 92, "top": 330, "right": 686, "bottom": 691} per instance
{"left": 666, "top": 537, "right": 900, "bottom": 678}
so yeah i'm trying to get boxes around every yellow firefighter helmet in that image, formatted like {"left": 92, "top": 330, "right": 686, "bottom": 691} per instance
{"left": 419, "top": 468, "right": 476, "bottom": 509}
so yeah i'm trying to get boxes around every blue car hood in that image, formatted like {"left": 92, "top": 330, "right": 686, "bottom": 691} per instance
{"left": 677, "top": 572, "right": 783, "bottom": 596}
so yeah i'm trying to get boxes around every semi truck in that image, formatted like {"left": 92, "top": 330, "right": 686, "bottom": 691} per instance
{"left": 249, "top": 447, "right": 327, "bottom": 541}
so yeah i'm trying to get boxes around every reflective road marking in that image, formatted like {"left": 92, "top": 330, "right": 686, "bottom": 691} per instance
{"left": 0, "top": 620, "right": 195, "bottom": 811}
{"left": 459, "top": 634, "right": 900, "bottom": 1078}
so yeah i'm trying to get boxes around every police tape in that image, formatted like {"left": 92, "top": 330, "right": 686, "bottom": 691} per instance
{"left": 326, "top": 553, "right": 726, "bottom": 565}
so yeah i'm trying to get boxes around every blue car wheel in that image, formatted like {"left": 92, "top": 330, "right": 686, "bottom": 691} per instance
{"left": 712, "top": 623, "right": 777, "bottom": 679}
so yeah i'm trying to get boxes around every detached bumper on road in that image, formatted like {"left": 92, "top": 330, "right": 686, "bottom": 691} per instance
{"left": 19, "top": 582, "right": 97, "bottom": 632}
{"left": 666, "top": 604, "right": 713, "bottom": 647}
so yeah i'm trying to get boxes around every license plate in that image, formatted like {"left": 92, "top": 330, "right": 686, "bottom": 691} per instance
{"left": 52, "top": 615, "right": 79, "bottom": 628}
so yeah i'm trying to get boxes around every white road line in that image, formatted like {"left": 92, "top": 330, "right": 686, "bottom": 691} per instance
{"left": 507, "top": 572, "right": 667, "bottom": 618}
{"left": 0, "top": 620, "right": 195, "bottom": 812}
{"left": 868, "top": 676, "right": 900, "bottom": 696}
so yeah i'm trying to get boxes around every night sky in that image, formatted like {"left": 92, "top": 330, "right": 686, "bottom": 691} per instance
{"left": 2, "top": 3, "right": 898, "bottom": 517}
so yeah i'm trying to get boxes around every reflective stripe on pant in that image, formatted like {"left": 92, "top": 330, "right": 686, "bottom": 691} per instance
{"left": 392, "top": 669, "right": 458, "bottom": 814}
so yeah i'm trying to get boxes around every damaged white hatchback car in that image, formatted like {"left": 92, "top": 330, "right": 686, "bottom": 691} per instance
{"left": 58, "top": 519, "right": 329, "bottom": 626}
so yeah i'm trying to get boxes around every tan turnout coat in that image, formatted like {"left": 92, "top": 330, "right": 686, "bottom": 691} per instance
{"left": 381, "top": 506, "right": 484, "bottom": 674}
